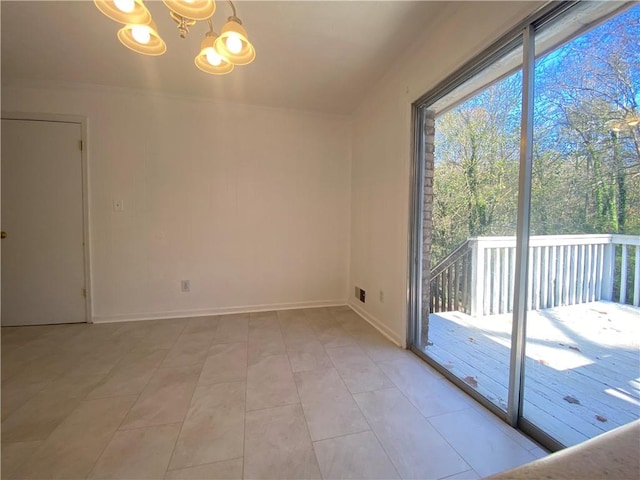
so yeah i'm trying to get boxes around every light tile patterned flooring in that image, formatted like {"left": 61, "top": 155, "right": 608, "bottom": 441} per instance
{"left": 1, "top": 307, "right": 547, "bottom": 479}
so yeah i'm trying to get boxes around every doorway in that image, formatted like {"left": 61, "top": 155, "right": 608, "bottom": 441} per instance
{"left": 1, "top": 116, "right": 90, "bottom": 326}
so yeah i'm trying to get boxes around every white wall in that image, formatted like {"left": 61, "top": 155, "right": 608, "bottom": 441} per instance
{"left": 348, "top": 1, "right": 543, "bottom": 346}
{"left": 2, "top": 85, "right": 351, "bottom": 322}
{"left": 1, "top": 2, "right": 544, "bottom": 331}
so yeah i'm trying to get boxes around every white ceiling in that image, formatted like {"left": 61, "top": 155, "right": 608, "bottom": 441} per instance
{"left": 1, "top": 1, "right": 444, "bottom": 114}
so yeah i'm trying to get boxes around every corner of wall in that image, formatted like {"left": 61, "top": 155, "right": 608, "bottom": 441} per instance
{"left": 345, "top": 117, "right": 355, "bottom": 302}
{"left": 347, "top": 299, "right": 404, "bottom": 348}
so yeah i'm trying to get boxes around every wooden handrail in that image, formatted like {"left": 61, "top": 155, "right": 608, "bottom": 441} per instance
{"left": 429, "top": 234, "right": 640, "bottom": 316}
{"left": 431, "top": 239, "right": 471, "bottom": 278}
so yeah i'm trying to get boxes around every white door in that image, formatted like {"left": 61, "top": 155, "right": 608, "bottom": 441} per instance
{"left": 1, "top": 118, "right": 87, "bottom": 326}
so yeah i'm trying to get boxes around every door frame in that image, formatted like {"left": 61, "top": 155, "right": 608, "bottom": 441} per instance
{"left": 1, "top": 112, "right": 93, "bottom": 324}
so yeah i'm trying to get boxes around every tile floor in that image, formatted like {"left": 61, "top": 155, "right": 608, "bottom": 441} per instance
{"left": 1, "top": 307, "right": 547, "bottom": 479}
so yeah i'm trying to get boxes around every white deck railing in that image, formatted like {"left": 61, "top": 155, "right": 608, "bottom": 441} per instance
{"left": 430, "top": 234, "right": 640, "bottom": 317}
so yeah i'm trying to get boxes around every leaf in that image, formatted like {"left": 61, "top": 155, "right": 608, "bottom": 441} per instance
{"left": 467, "top": 337, "right": 477, "bottom": 344}
{"left": 596, "top": 415, "right": 607, "bottom": 422}
{"left": 563, "top": 395, "right": 580, "bottom": 405}
{"left": 463, "top": 376, "right": 478, "bottom": 388}
{"left": 537, "top": 359, "right": 549, "bottom": 366}
{"left": 568, "top": 346, "right": 581, "bottom": 352}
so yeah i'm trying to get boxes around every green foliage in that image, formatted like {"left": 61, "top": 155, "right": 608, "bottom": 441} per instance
{"left": 432, "top": 6, "right": 640, "bottom": 267}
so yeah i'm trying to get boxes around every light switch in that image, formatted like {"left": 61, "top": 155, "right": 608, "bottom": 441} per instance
{"left": 113, "top": 199, "right": 124, "bottom": 212}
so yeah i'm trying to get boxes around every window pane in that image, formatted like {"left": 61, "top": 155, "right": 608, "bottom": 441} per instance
{"left": 418, "top": 45, "right": 523, "bottom": 413}
{"left": 523, "top": 4, "right": 640, "bottom": 447}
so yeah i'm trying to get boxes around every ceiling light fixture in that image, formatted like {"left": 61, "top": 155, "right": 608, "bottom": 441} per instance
{"left": 117, "top": 21, "right": 167, "bottom": 56}
{"left": 163, "top": 0, "right": 216, "bottom": 21}
{"left": 215, "top": 14, "right": 255, "bottom": 65}
{"left": 194, "top": 27, "right": 234, "bottom": 75}
{"left": 95, "top": 0, "right": 151, "bottom": 25}
{"left": 94, "top": 0, "right": 255, "bottom": 75}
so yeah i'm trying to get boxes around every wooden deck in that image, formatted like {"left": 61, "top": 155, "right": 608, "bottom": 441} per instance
{"left": 425, "top": 300, "right": 640, "bottom": 447}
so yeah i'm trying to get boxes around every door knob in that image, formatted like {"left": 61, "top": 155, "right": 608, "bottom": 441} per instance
{"left": 1, "top": 231, "right": 6, "bottom": 239}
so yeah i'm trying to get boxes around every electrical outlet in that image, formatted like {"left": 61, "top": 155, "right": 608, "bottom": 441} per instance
{"left": 359, "top": 288, "right": 366, "bottom": 303}
{"left": 379, "top": 290, "right": 384, "bottom": 303}
{"left": 181, "top": 280, "right": 190, "bottom": 292}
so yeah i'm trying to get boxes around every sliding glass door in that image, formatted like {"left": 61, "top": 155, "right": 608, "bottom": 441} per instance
{"left": 414, "top": 45, "right": 523, "bottom": 414}
{"left": 409, "top": 1, "right": 640, "bottom": 451}
{"left": 522, "top": 5, "right": 640, "bottom": 448}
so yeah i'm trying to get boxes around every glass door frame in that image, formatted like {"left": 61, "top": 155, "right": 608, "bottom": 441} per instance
{"left": 407, "top": 0, "right": 634, "bottom": 452}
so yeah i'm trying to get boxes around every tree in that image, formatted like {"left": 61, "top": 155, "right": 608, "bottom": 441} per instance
{"left": 433, "top": 74, "right": 521, "bottom": 265}
{"left": 432, "top": 5, "right": 640, "bottom": 268}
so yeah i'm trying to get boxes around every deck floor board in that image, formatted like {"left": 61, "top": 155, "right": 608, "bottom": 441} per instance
{"left": 423, "top": 301, "right": 640, "bottom": 447}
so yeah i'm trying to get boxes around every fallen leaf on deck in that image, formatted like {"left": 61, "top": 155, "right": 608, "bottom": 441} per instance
{"left": 596, "top": 415, "right": 607, "bottom": 422}
{"left": 427, "top": 341, "right": 434, "bottom": 346}
{"left": 467, "top": 337, "right": 477, "bottom": 344}
{"left": 568, "top": 346, "right": 581, "bottom": 352}
{"left": 463, "top": 376, "right": 478, "bottom": 388}
{"left": 537, "top": 359, "right": 549, "bottom": 365}
{"left": 563, "top": 395, "right": 580, "bottom": 405}
{"left": 559, "top": 343, "right": 566, "bottom": 347}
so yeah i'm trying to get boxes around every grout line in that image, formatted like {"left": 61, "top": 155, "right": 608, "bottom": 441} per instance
{"left": 107, "top": 323, "right": 185, "bottom": 478}
{"left": 164, "top": 457, "right": 245, "bottom": 474}
{"left": 337, "top": 374, "right": 402, "bottom": 477}
{"left": 243, "top": 400, "right": 304, "bottom": 414}
{"left": 424, "top": 411, "right": 486, "bottom": 476}
{"left": 288, "top": 311, "right": 325, "bottom": 478}
{"left": 439, "top": 468, "right": 478, "bottom": 480}
{"left": 7, "top": 309, "right": 409, "bottom": 480}
{"left": 348, "top": 336, "right": 476, "bottom": 479}
{"left": 86, "top": 371, "right": 159, "bottom": 476}
{"left": 320, "top": 308, "right": 402, "bottom": 479}
{"left": 310, "top": 427, "right": 375, "bottom": 444}
{"left": 114, "top": 420, "right": 183, "bottom": 433}
{"left": 376, "top": 359, "right": 478, "bottom": 475}
{"left": 9, "top": 332, "right": 161, "bottom": 476}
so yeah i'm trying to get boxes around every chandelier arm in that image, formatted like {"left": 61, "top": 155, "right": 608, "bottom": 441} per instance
{"left": 226, "top": 0, "right": 237, "bottom": 19}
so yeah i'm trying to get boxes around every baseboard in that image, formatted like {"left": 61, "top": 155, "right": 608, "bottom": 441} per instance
{"left": 92, "top": 299, "right": 348, "bottom": 324}
{"left": 347, "top": 300, "right": 404, "bottom": 347}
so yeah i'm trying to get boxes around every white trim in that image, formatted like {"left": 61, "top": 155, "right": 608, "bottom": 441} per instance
{"left": 1, "top": 80, "right": 350, "bottom": 120}
{"left": 92, "top": 299, "right": 347, "bottom": 324}
{"left": 1, "top": 111, "right": 86, "bottom": 125}
{"left": 347, "top": 300, "right": 404, "bottom": 348}
{"left": 81, "top": 118, "right": 94, "bottom": 324}
{"left": 1, "top": 112, "right": 93, "bottom": 325}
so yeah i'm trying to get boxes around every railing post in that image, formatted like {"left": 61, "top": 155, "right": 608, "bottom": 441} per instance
{"left": 470, "top": 239, "right": 484, "bottom": 317}
{"left": 601, "top": 240, "right": 615, "bottom": 301}
{"left": 620, "top": 245, "right": 628, "bottom": 304}
{"left": 634, "top": 246, "right": 639, "bottom": 307}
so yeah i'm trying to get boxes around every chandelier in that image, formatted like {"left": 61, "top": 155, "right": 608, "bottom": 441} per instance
{"left": 94, "top": 0, "right": 255, "bottom": 75}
